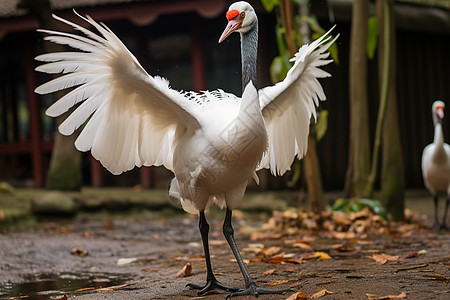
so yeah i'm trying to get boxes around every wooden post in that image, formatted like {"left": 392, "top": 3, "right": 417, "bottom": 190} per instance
{"left": 25, "top": 38, "right": 44, "bottom": 187}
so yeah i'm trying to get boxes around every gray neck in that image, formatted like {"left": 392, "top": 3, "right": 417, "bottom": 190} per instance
{"left": 240, "top": 21, "right": 258, "bottom": 93}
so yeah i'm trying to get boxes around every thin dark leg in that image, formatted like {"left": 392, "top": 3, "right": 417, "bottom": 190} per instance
{"left": 440, "top": 194, "right": 449, "bottom": 230}
{"left": 432, "top": 196, "right": 440, "bottom": 230}
{"left": 222, "top": 209, "right": 295, "bottom": 299}
{"left": 186, "top": 210, "right": 238, "bottom": 295}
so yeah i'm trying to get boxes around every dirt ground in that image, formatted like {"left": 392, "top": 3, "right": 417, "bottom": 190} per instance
{"left": 0, "top": 192, "right": 449, "bottom": 300}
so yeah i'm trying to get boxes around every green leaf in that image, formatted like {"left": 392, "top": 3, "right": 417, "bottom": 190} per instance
{"left": 275, "top": 25, "right": 287, "bottom": 55}
{"left": 269, "top": 53, "right": 291, "bottom": 83}
{"left": 367, "top": 17, "right": 378, "bottom": 59}
{"left": 302, "top": 15, "right": 325, "bottom": 34}
{"left": 316, "top": 110, "right": 328, "bottom": 142}
{"left": 331, "top": 197, "right": 388, "bottom": 220}
{"left": 261, "top": 0, "right": 278, "bottom": 12}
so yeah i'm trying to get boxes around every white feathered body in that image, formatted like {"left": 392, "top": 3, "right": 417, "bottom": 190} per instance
{"left": 170, "top": 87, "right": 268, "bottom": 213}
{"left": 422, "top": 124, "right": 450, "bottom": 195}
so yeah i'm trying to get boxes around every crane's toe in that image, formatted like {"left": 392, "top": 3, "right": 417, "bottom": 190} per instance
{"left": 187, "top": 278, "right": 238, "bottom": 295}
{"left": 225, "top": 282, "right": 295, "bottom": 299}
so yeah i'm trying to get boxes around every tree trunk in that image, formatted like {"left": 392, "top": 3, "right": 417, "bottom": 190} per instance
{"left": 378, "top": 0, "right": 405, "bottom": 220}
{"left": 345, "top": 0, "right": 371, "bottom": 197}
{"left": 298, "top": 0, "right": 325, "bottom": 212}
{"left": 21, "top": 0, "right": 83, "bottom": 190}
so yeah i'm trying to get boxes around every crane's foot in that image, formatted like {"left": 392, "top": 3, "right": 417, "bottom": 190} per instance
{"left": 439, "top": 222, "right": 448, "bottom": 231}
{"left": 427, "top": 222, "right": 441, "bottom": 231}
{"left": 187, "top": 277, "right": 239, "bottom": 296}
{"left": 225, "top": 282, "right": 295, "bottom": 299}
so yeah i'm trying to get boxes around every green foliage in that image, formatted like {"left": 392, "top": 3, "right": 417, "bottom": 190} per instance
{"left": 367, "top": 17, "right": 378, "bottom": 59}
{"left": 303, "top": 15, "right": 340, "bottom": 64}
{"left": 316, "top": 110, "right": 328, "bottom": 142}
{"left": 331, "top": 197, "right": 388, "bottom": 220}
{"left": 260, "top": 0, "right": 278, "bottom": 12}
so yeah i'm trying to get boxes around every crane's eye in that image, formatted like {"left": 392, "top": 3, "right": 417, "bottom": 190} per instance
{"left": 240, "top": 11, "right": 246, "bottom": 18}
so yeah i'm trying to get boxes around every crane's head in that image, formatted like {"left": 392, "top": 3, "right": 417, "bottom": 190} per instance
{"left": 219, "top": 1, "right": 257, "bottom": 43}
{"left": 432, "top": 100, "right": 445, "bottom": 126}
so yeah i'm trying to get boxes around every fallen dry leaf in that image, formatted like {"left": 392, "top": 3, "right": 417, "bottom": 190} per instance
{"left": 423, "top": 274, "right": 449, "bottom": 284}
{"left": 176, "top": 262, "right": 192, "bottom": 278}
{"left": 260, "top": 246, "right": 281, "bottom": 256}
{"left": 366, "top": 291, "right": 407, "bottom": 300}
{"left": 286, "top": 291, "right": 308, "bottom": 300}
{"left": 290, "top": 281, "right": 305, "bottom": 288}
{"left": 117, "top": 257, "right": 137, "bottom": 265}
{"left": 310, "top": 289, "right": 334, "bottom": 298}
{"left": 316, "top": 279, "right": 338, "bottom": 285}
{"left": 250, "top": 255, "right": 264, "bottom": 262}
{"left": 76, "top": 287, "right": 95, "bottom": 292}
{"left": 315, "top": 252, "right": 331, "bottom": 260}
{"left": 263, "top": 268, "right": 276, "bottom": 275}
{"left": 367, "top": 253, "right": 399, "bottom": 264}
{"left": 266, "top": 280, "right": 290, "bottom": 285}
{"left": 332, "top": 243, "right": 360, "bottom": 252}
{"left": 292, "top": 242, "right": 312, "bottom": 250}
{"left": 400, "top": 251, "right": 420, "bottom": 259}
{"left": 70, "top": 248, "right": 88, "bottom": 257}
{"left": 141, "top": 268, "right": 158, "bottom": 273}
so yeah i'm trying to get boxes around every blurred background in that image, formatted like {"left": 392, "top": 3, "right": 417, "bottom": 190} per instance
{"left": 0, "top": 0, "right": 449, "bottom": 194}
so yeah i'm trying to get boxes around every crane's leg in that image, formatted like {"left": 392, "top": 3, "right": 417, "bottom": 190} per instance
{"left": 440, "top": 194, "right": 449, "bottom": 230}
{"left": 432, "top": 196, "right": 440, "bottom": 230}
{"left": 187, "top": 210, "right": 238, "bottom": 295}
{"left": 222, "top": 209, "right": 295, "bottom": 299}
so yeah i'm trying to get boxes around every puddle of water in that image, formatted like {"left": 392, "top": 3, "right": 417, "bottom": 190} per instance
{"left": 0, "top": 272, "right": 131, "bottom": 300}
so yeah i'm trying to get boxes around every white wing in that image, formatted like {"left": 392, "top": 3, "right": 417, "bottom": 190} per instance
{"left": 35, "top": 12, "right": 202, "bottom": 175}
{"left": 258, "top": 28, "right": 338, "bottom": 175}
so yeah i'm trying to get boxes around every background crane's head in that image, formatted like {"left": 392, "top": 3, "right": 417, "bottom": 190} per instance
{"left": 432, "top": 100, "right": 445, "bottom": 125}
{"left": 218, "top": 1, "right": 257, "bottom": 43}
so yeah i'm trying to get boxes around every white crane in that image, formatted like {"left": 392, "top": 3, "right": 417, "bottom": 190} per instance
{"left": 421, "top": 100, "right": 450, "bottom": 230}
{"left": 35, "top": 1, "right": 337, "bottom": 297}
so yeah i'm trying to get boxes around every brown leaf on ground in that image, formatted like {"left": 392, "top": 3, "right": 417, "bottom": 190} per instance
{"left": 286, "top": 291, "right": 308, "bottom": 300}
{"left": 423, "top": 274, "right": 449, "bottom": 283}
{"left": 70, "top": 248, "right": 88, "bottom": 257}
{"left": 171, "top": 254, "right": 205, "bottom": 261}
{"left": 315, "top": 252, "right": 331, "bottom": 260}
{"left": 366, "top": 253, "right": 399, "bottom": 264}
{"left": 266, "top": 280, "right": 290, "bottom": 285}
{"left": 263, "top": 268, "right": 276, "bottom": 275}
{"left": 176, "top": 262, "right": 192, "bottom": 278}
{"left": 310, "top": 289, "right": 334, "bottom": 298}
{"left": 76, "top": 287, "right": 95, "bottom": 292}
{"left": 332, "top": 243, "right": 360, "bottom": 252}
{"left": 400, "top": 251, "right": 420, "bottom": 259}
{"left": 260, "top": 246, "right": 281, "bottom": 256}
{"left": 141, "top": 268, "right": 158, "bottom": 273}
{"left": 366, "top": 291, "right": 407, "bottom": 300}
{"left": 316, "top": 279, "right": 338, "bottom": 285}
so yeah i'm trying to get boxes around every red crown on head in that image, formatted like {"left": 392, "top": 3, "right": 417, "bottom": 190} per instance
{"left": 226, "top": 9, "right": 239, "bottom": 21}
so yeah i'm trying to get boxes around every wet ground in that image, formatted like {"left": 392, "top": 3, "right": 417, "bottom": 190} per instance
{"left": 0, "top": 189, "right": 449, "bottom": 299}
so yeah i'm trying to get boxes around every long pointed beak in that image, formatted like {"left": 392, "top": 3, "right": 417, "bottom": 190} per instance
{"left": 437, "top": 107, "right": 445, "bottom": 119}
{"left": 218, "top": 19, "right": 242, "bottom": 43}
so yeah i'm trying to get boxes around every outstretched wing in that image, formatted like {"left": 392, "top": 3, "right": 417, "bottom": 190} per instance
{"left": 258, "top": 28, "right": 338, "bottom": 175}
{"left": 35, "top": 11, "right": 201, "bottom": 175}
